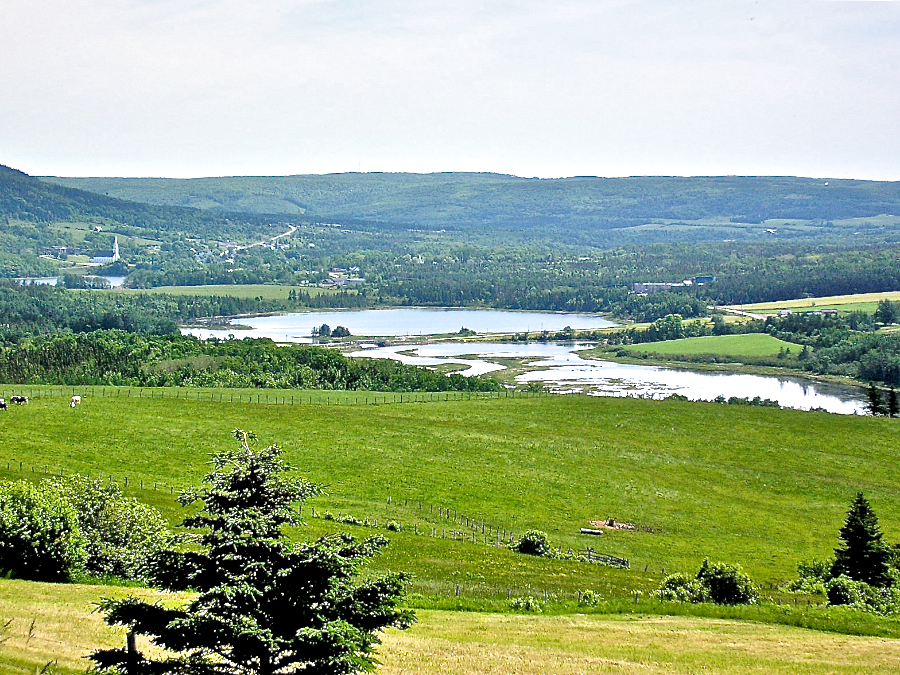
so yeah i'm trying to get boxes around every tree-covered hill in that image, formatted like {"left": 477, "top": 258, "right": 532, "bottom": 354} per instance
{"left": 0, "top": 164, "right": 288, "bottom": 240}
{"left": 45, "top": 172, "right": 900, "bottom": 236}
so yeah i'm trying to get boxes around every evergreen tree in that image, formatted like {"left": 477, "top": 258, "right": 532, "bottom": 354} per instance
{"left": 832, "top": 492, "right": 893, "bottom": 588}
{"left": 90, "top": 430, "right": 414, "bottom": 674}
{"left": 888, "top": 387, "right": 899, "bottom": 418}
{"left": 866, "top": 383, "right": 886, "bottom": 416}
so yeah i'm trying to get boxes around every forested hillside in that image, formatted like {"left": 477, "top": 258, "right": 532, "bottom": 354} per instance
{"left": 46, "top": 173, "right": 900, "bottom": 244}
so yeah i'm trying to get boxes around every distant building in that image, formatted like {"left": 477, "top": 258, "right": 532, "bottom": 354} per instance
{"left": 693, "top": 275, "right": 716, "bottom": 285}
{"left": 632, "top": 281, "right": 691, "bottom": 295}
{"left": 90, "top": 237, "right": 120, "bottom": 265}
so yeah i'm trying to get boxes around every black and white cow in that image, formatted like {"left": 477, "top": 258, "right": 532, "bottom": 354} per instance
{"left": 10, "top": 395, "right": 28, "bottom": 405}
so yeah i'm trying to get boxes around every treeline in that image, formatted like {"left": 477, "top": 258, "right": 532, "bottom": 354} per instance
{"left": 0, "top": 282, "right": 277, "bottom": 340}
{"left": 0, "top": 282, "right": 377, "bottom": 343}
{"left": 0, "top": 331, "right": 500, "bottom": 391}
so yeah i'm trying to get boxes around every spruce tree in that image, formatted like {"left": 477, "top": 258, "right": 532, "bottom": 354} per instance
{"left": 832, "top": 492, "right": 893, "bottom": 588}
{"left": 90, "top": 430, "right": 414, "bottom": 674}
{"left": 866, "top": 383, "right": 886, "bottom": 416}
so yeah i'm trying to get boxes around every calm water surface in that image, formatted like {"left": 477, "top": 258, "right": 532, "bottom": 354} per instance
{"left": 349, "top": 342, "right": 867, "bottom": 415}
{"left": 183, "top": 308, "right": 617, "bottom": 341}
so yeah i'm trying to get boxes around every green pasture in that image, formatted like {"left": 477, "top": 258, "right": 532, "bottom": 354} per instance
{"left": 614, "top": 333, "right": 799, "bottom": 357}
{"left": 727, "top": 291, "right": 900, "bottom": 315}
{"left": 0, "top": 389, "right": 897, "bottom": 603}
{"left": 116, "top": 283, "right": 340, "bottom": 299}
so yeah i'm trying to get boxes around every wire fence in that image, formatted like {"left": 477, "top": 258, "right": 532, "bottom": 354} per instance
{"left": 0, "top": 385, "right": 557, "bottom": 407}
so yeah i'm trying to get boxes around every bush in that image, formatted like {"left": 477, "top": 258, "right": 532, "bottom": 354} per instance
{"left": 696, "top": 559, "right": 759, "bottom": 605}
{"left": 654, "top": 560, "right": 758, "bottom": 606}
{"left": 786, "top": 558, "right": 832, "bottom": 595}
{"left": 0, "top": 480, "right": 85, "bottom": 582}
{"left": 578, "top": 589, "right": 602, "bottom": 606}
{"left": 44, "top": 475, "right": 170, "bottom": 580}
{"left": 509, "top": 596, "right": 542, "bottom": 612}
{"left": 654, "top": 573, "right": 709, "bottom": 603}
{"left": 513, "top": 530, "right": 551, "bottom": 557}
{"left": 826, "top": 574, "right": 900, "bottom": 615}
{"left": 385, "top": 520, "right": 401, "bottom": 532}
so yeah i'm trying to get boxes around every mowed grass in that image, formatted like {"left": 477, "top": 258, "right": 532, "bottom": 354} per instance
{"left": 0, "top": 579, "right": 192, "bottom": 675}
{"left": 4, "top": 580, "right": 900, "bottom": 675}
{"left": 381, "top": 610, "right": 900, "bottom": 675}
{"left": 616, "top": 333, "right": 797, "bottom": 357}
{"left": 727, "top": 291, "right": 900, "bottom": 315}
{"left": 0, "top": 390, "right": 898, "bottom": 602}
{"left": 115, "top": 283, "right": 340, "bottom": 299}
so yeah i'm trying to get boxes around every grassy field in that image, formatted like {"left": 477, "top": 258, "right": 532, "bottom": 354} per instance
{"left": 3, "top": 580, "right": 900, "bottom": 675}
{"left": 726, "top": 291, "right": 900, "bottom": 315}
{"left": 115, "top": 283, "right": 340, "bottom": 299}
{"left": 614, "top": 333, "right": 797, "bottom": 357}
{"left": 0, "top": 389, "right": 898, "bottom": 599}
{"left": 4, "top": 391, "right": 900, "bottom": 670}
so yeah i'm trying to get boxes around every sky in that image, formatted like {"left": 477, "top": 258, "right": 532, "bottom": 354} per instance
{"left": 1, "top": 0, "right": 899, "bottom": 180}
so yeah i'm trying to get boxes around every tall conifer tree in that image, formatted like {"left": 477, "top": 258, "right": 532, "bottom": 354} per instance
{"left": 91, "top": 430, "right": 414, "bottom": 674}
{"left": 832, "top": 492, "right": 892, "bottom": 588}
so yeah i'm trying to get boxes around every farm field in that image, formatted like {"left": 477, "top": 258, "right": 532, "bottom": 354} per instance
{"left": 725, "top": 291, "right": 900, "bottom": 316}
{"left": 3, "top": 579, "right": 900, "bottom": 675}
{"left": 1, "top": 389, "right": 899, "bottom": 599}
{"left": 614, "top": 333, "right": 798, "bottom": 357}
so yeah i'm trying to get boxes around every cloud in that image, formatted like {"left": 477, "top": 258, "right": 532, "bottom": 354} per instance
{"left": 1, "top": 0, "right": 898, "bottom": 178}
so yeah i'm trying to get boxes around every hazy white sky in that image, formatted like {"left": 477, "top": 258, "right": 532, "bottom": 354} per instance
{"left": 1, "top": 0, "right": 898, "bottom": 179}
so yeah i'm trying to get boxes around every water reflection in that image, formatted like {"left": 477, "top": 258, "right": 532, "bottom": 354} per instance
{"left": 184, "top": 307, "right": 617, "bottom": 341}
{"left": 349, "top": 342, "right": 867, "bottom": 415}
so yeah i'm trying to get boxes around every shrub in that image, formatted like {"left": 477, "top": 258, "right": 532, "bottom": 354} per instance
{"left": 509, "top": 596, "right": 542, "bottom": 612}
{"left": 513, "top": 530, "right": 551, "bottom": 557}
{"left": 578, "top": 589, "right": 602, "bottom": 606}
{"left": 44, "top": 475, "right": 169, "bottom": 580}
{"left": 696, "top": 559, "right": 759, "bottom": 605}
{"left": 654, "top": 560, "right": 758, "bottom": 606}
{"left": 340, "top": 514, "right": 361, "bottom": 526}
{"left": 654, "top": 573, "right": 709, "bottom": 603}
{"left": 826, "top": 574, "right": 900, "bottom": 615}
{"left": 786, "top": 558, "right": 832, "bottom": 595}
{"left": 0, "top": 480, "right": 85, "bottom": 582}
{"left": 385, "top": 520, "right": 401, "bottom": 532}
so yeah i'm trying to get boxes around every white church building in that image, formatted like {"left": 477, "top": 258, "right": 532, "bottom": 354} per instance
{"left": 90, "top": 236, "right": 120, "bottom": 265}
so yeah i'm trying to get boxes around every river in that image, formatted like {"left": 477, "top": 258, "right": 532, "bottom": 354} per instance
{"left": 184, "top": 308, "right": 865, "bottom": 414}
{"left": 347, "top": 342, "right": 867, "bottom": 415}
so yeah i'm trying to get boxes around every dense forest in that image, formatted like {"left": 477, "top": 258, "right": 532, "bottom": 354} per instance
{"left": 46, "top": 173, "right": 900, "bottom": 238}
{"left": 0, "top": 330, "right": 500, "bottom": 391}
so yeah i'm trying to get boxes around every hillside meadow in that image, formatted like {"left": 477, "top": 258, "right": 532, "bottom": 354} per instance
{"left": 1, "top": 389, "right": 898, "bottom": 596}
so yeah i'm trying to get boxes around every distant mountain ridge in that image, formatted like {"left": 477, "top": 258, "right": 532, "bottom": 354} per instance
{"left": 44, "top": 172, "right": 900, "bottom": 231}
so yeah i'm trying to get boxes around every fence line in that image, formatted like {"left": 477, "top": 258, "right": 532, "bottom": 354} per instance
{"left": 0, "top": 385, "right": 562, "bottom": 407}
{"left": 0, "top": 457, "right": 633, "bottom": 570}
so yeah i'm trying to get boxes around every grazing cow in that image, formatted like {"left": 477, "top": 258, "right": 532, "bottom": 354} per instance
{"left": 0, "top": 398, "right": 6, "bottom": 411}
{"left": 10, "top": 395, "right": 28, "bottom": 405}
{"left": 70, "top": 395, "right": 81, "bottom": 408}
